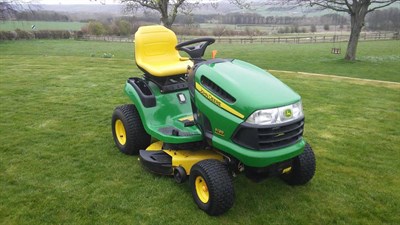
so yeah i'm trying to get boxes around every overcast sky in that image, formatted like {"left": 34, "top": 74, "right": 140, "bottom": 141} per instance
{"left": 39, "top": 0, "right": 119, "bottom": 4}
{"left": 38, "top": 0, "right": 213, "bottom": 4}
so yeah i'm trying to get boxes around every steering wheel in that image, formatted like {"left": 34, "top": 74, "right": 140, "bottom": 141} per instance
{"left": 175, "top": 37, "right": 216, "bottom": 59}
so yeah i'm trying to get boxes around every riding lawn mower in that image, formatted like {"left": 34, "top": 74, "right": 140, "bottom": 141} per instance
{"left": 111, "top": 25, "right": 316, "bottom": 216}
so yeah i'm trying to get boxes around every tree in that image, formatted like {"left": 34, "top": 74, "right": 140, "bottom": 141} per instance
{"left": 88, "top": 21, "right": 106, "bottom": 36}
{"left": 366, "top": 8, "right": 400, "bottom": 31}
{"left": 120, "top": 0, "right": 195, "bottom": 28}
{"left": 230, "top": 0, "right": 399, "bottom": 61}
{"left": 0, "top": 0, "right": 36, "bottom": 20}
{"left": 117, "top": 20, "right": 132, "bottom": 35}
{"left": 289, "top": 0, "right": 399, "bottom": 61}
{"left": 311, "top": 24, "right": 317, "bottom": 32}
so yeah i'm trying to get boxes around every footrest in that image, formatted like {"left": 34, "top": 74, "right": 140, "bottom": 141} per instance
{"left": 139, "top": 150, "right": 173, "bottom": 175}
{"left": 158, "top": 126, "right": 198, "bottom": 137}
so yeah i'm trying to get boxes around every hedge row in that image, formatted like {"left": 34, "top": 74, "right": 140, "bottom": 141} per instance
{"left": 0, "top": 29, "right": 72, "bottom": 40}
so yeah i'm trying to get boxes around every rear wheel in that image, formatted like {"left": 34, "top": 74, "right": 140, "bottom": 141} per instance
{"left": 190, "top": 160, "right": 234, "bottom": 216}
{"left": 281, "top": 143, "right": 316, "bottom": 185}
{"left": 111, "top": 104, "right": 150, "bottom": 155}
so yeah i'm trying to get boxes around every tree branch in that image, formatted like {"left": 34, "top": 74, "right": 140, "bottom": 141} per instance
{"left": 308, "top": 1, "right": 350, "bottom": 13}
{"left": 228, "top": 0, "right": 251, "bottom": 9}
{"left": 344, "top": 0, "right": 354, "bottom": 13}
{"left": 368, "top": 0, "right": 399, "bottom": 12}
{"left": 0, "top": 0, "right": 38, "bottom": 20}
{"left": 120, "top": 0, "right": 159, "bottom": 10}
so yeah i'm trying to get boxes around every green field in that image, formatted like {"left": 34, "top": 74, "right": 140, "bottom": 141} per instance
{"left": 1, "top": 40, "right": 399, "bottom": 224}
{"left": 0, "top": 21, "right": 87, "bottom": 31}
{"left": 213, "top": 41, "right": 400, "bottom": 82}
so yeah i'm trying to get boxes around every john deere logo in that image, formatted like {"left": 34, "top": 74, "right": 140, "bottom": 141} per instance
{"left": 284, "top": 109, "right": 292, "bottom": 118}
{"left": 215, "top": 128, "right": 225, "bottom": 136}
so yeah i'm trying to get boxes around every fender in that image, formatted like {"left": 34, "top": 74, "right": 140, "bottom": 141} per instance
{"left": 126, "top": 77, "right": 156, "bottom": 108}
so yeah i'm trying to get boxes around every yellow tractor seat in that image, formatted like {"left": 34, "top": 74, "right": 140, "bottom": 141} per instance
{"left": 134, "top": 25, "right": 193, "bottom": 77}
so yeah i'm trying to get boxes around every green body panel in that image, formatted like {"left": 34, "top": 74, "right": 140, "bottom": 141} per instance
{"left": 194, "top": 85, "right": 305, "bottom": 167}
{"left": 192, "top": 59, "right": 304, "bottom": 167}
{"left": 195, "top": 59, "right": 301, "bottom": 117}
{"left": 125, "top": 81, "right": 202, "bottom": 144}
{"left": 214, "top": 137, "right": 305, "bottom": 167}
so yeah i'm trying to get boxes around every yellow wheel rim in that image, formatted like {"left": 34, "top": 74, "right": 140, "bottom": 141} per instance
{"left": 195, "top": 176, "right": 209, "bottom": 203}
{"left": 115, "top": 119, "right": 126, "bottom": 145}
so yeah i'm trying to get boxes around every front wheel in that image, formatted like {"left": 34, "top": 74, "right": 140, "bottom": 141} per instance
{"left": 111, "top": 104, "right": 150, "bottom": 155}
{"left": 189, "top": 160, "right": 234, "bottom": 216}
{"left": 281, "top": 143, "right": 316, "bottom": 185}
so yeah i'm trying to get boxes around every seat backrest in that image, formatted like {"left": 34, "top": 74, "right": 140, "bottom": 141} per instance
{"left": 135, "top": 25, "right": 183, "bottom": 76}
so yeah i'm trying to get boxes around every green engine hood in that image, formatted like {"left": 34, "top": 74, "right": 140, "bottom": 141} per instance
{"left": 195, "top": 59, "right": 301, "bottom": 119}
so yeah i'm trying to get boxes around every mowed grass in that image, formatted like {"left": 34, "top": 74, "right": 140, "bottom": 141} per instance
{"left": 1, "top": 40, "right": 399, "bottom": 224}
{"left": 0, "top": 21, "right": 87, "bottom": 31}
{"left": 212, "top": 40, "right": 400, "bottom": 82}
{"left": 1, "top": 39, "right": 398, "bottom": 81}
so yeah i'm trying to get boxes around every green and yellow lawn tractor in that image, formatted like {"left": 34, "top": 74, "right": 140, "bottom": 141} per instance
{"left": 111, "top": 25, "right": 316, "bottom": 216}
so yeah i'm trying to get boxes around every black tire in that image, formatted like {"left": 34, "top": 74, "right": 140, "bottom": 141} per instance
{"left": 111, "top": 104, "right": 150, "bottom": 155}
{"left": 189, "top": 160, "right": 234, "bottom": 216}
{"left": 174, "top": 166, "right": 187, "bottom": 184}
{"left": 281, "top": 143, "right": 316, "bottom": 185}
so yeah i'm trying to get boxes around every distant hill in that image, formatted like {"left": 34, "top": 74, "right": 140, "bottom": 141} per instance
{"left": 37, "top": 3, "right": 329, "bottom": 17}
{"left": 36, "top": 2, "right": 399, "bottom": 18}
{"left": 38, "top": 4, "right": 124, "bottom": 15}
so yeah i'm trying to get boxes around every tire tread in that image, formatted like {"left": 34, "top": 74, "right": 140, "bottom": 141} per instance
{"left": 112, "top": 104, "right": 150, "bottom": 155}
{"left": 190, "top": 159, "right": 234, "bottom": 216}
{"left": 281, "top": 143, "right": 316, "bottom": 185}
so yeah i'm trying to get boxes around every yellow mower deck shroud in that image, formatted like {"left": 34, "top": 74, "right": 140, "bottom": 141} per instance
{"left": 146, "top": 141, "right": 224, "bottom": 175}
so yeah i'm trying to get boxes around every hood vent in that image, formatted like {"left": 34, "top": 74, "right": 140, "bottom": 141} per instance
{"left": 201, "top": 76, "right": 236, "bottom": 103}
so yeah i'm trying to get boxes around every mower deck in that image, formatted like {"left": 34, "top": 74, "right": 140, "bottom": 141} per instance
{"left": 140, "top": 141, "right": 224, "bottom": 175}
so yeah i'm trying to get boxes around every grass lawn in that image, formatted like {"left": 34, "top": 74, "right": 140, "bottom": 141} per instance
{"left": 1, "top": 40, "right": 399, "bottom": 224}
{"left": 212, "top": 41, "right": 400, "bottom": 82}
{"left": 0, "top": 21, "right": 87, "bottom": 31}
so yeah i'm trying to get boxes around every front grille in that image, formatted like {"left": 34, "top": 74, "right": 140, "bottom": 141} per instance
{"left": 232, "top": 118, "right": 304, "bottom": 150}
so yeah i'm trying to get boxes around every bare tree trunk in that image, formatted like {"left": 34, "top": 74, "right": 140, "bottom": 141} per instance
{"left": 345, "top": 15, "right": 362, "bottom": 61}
{"left": 345, "top": 4, "right": 368, "bottom": 61}
{"left": 160, "top": 16, "right": 172, "bottom": 28}
{"left": 159, "top": 0, "right": 172, "bottom": 28}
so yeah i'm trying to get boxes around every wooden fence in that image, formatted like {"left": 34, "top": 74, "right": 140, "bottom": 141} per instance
{"left": 82, "top": 32, "right": 399, "bottom": 44}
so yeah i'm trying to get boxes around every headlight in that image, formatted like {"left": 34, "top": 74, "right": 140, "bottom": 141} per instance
{"left": 246, "top": 101, "right": 303, "bottom": 125}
